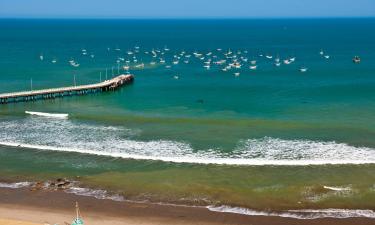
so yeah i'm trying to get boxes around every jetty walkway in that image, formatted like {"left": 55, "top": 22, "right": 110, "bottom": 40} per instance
{"left": 0, "top": 74, "right": 134, "bottom": 104}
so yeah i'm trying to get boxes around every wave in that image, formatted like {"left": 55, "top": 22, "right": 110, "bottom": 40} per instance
{"left": 0, "top": 117, "right": 374, "bottom": 165}
{"left": 207, "top": 205, "right": 375, "bottom": 219}
{"left": 2, "top": 180, "right": 374, "bottom": 220}
{"left": 65, "top": 187, "right": 124, "bottom": 202}
{"left": 0, "top": 181, "right": 33, "bottom": 189}
{"left": 323, "top": 185, "right": 352, "bottom": 192}
{"left": 25, "top": 111, "right": 69, "bottom": 119}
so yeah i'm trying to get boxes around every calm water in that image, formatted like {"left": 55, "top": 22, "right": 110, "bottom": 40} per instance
{"left": 0, "top": 19, "right": 374, "bottom": 214}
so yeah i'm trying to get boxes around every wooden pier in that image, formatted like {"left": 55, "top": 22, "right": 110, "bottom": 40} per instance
{"left": 0, "top": 74, "right": 134, "bottom": 104}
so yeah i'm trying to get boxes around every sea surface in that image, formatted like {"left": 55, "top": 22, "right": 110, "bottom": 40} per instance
{"left": 0, "top": 19, "right": 374, "bottom": 218}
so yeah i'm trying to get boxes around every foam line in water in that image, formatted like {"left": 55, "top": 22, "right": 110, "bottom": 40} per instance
{"left": 25, "top": 111, "right": 69, "bottom": 119}
{"left": 1, "top": 141, "right": 375, "bottom": 166}
{"left": 0, "top": 182, "right": 33, "bottom": 189}
{"left": 0, "top": 117, "right": 375, "bottom": 165}
{"left": 207, "top": 205, "right": 375, "bottom": 219}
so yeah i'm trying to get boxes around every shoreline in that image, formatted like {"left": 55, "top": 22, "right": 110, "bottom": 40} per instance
{"left": 0, "top": 187, "right": 374, "bottom": 225}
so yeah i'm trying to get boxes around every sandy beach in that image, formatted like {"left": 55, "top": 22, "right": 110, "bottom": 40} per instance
{"left": 0, "top": 187, "right": 374, "bottom": 225}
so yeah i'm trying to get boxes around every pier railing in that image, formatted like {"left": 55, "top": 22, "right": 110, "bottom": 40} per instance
{"left": 0, "top": 74, "right": 134, "bottom": 104}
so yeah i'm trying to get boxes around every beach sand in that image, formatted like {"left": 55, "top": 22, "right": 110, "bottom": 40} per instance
{"left": 0, "top": 187, "right": 374, "bottom": 225}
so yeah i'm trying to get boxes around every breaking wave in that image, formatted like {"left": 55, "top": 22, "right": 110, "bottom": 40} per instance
{"left": 207, "top": 205, "right": 375, "bottom": 219}
{"left": 0, "top": 117, "right": 374, "bottom": 165}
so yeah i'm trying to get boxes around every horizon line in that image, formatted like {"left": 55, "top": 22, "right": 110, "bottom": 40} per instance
{"left": 0, "top": 16, "right": 374, "bottom": 20}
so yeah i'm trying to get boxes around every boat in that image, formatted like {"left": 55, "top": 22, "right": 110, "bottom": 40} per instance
{"left": 283, "top": 59, "right": 291, "bottom": 65}
{"left": 234, "top": 72, "right": 240, "bottom": 77}
{"left": 71, "top": 202, "right": 84, "bottom": 225}
{"left": 299, "top": 67, "right": 308, "bottom": 72}
{"left": 123, "top": 65, "right": 130, "bottom": 70}
{"left": 39, "top": 54, "right": 44, "bottom": 61}
{"left": 203, "top": 65, "right": 210, "bottom": 70}
{"left": 173, "top": 75, "right": 179, "bottom": 79}
{"left": 250, "top": 65, "right": 257, "bottom": 70}
{"left": 353, "top": 56, "right": 361, "bottom": 63}
{"left": 135, "top": 63, "right": 144, "bottom": 69}
{"left": 150, "top": 61, "right": 156, "bottom": 65}
{"left": 324, "top": 55, "right": 330, "bottom": 59}
{"left": 289, "top": 57, "right": 296, "bottom": 62}
{"left": 266, "top": 55, "right": 273, "bottom": 59}
{"left": 320, "top": 50, "right": 324, "bottom": 55}
{"left": 250, "top": 60, "right": 257, "bottom": 65}
{"left": 274, "top": 62, "right": 281, "bottom": 67}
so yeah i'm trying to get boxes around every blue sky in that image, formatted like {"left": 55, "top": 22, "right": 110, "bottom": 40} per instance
{"left": 0, "top": 0, "right": 374, "bottom": 18}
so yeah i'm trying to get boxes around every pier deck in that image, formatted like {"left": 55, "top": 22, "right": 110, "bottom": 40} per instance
{"left": 0, "top": 74, "right": 134, "bottom": 104}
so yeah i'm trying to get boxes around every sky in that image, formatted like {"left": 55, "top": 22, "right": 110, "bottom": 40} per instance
{"left": 0, "top": 0, "right": 374, "bottom": 19}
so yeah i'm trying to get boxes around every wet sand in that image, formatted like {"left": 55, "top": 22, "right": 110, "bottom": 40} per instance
{"left": 0, "top": 187, "right": 374, "bottom": 225}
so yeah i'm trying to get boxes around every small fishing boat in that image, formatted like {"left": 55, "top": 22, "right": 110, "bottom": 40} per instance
{"left": 234, "top": 72, "right": 240, "bottom": 77}
{"left": 250, "top": 65, "right": 257, "bottom": 70}
{"left": 250, "top": 60, "right": 257, "bottom": 65}
{"left": 324, "top": 55, "right": 330, "bottom": 59}
{"left": 283, "top": 59, "right": 291, "bottom": 65}
{"left": 173, "top": 75, "right": 179, "bottom": 79}
{"left": 51, "top": 59, "right": 57, "bottom": 64}
{"left": 266, "top": 55, "right": 273, "bottom": 59}
{"left": 353, "top": 56, "right": 361, "bottom": 63}
{"left": 275, "top": 62, "right": 281, "bottom": 67}
{"left": 299, "top": 67, "right": 308, "bottom": 72}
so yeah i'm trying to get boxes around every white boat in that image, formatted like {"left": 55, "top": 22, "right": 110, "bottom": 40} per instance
{"left": 299, "top": 67, "right": 308, "bottom": 72}
{"left": 160, "top": 59, "right": 166, "bottom": 64}
{"left": 275, "top": 62, "right": 281, "bottom": 67}
{"left": 234, "top": 72, "right": 240, "bottom": 77}
{"left": 123, "top": 65, "right": 130, "bottom": 70}
{"left": 284, "top": 59, "right": 291, "bottom": 65}
{"left": 353, "top": 56, "right": 361, "bottom": 63}
{"left": 250, "top": 65, "right": 257, "bottom": 70}
{"left": 250, "top": 60, "right": 257, "bottom": 65}
{"left": 165, "top": 65, "right": 171, "bottom": 69}
{"left": 172, "top": 60, "right": 179, "bottom": 65}
{"left": 324, "top": 55, "right": 330, "bottom": 59}
{"left": 289, "top": 57, "right": 296, "bottom": 62}
{"left": 203, "top": 65, "right": 210, "bottom": 69}
{"left": 135, "top": 63, "right": 144, "bottom": 68}
{"left": 173, "top": 75, "right": 179, "bottom": 79}
{"left": 266, "top": 55, "right": 273, "bottom": 59}
{"left": 150, "top": 61, "right": 156, "bottom": 65}
{"left": 39, "top": 55, "right": 44, "bottom": 61}
{"left": 51, "top": 59, "right": 57, "bottom": 64}
{"left": 319, "top": 50, "right": 324, "bottom": 55}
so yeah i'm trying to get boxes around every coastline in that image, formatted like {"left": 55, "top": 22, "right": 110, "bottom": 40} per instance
{"left": 0, "top": 187, "right": 374, "bottom": 225}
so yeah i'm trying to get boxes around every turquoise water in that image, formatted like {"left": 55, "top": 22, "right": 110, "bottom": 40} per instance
{"left": 0, "top": 19, "right": 375, "bottom": 212}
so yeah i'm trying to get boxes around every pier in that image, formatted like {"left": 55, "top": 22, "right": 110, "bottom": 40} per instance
{"left": 0, "top": 74, "right": 134, "bottom": 104}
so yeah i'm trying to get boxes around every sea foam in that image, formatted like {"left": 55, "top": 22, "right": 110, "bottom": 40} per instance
{"left": 25, "top": 111, "right": 69, "bottom": 119}
{"left": 207, "top": 205, "right": 375, "bottom": 219}
{"left": 0, "top": 116, "right": 374, "bottom": 166}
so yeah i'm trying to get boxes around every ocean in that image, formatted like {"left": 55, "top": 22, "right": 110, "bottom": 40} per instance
{"left": 0, "top": 18, "right": 374, "bottom": 218}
